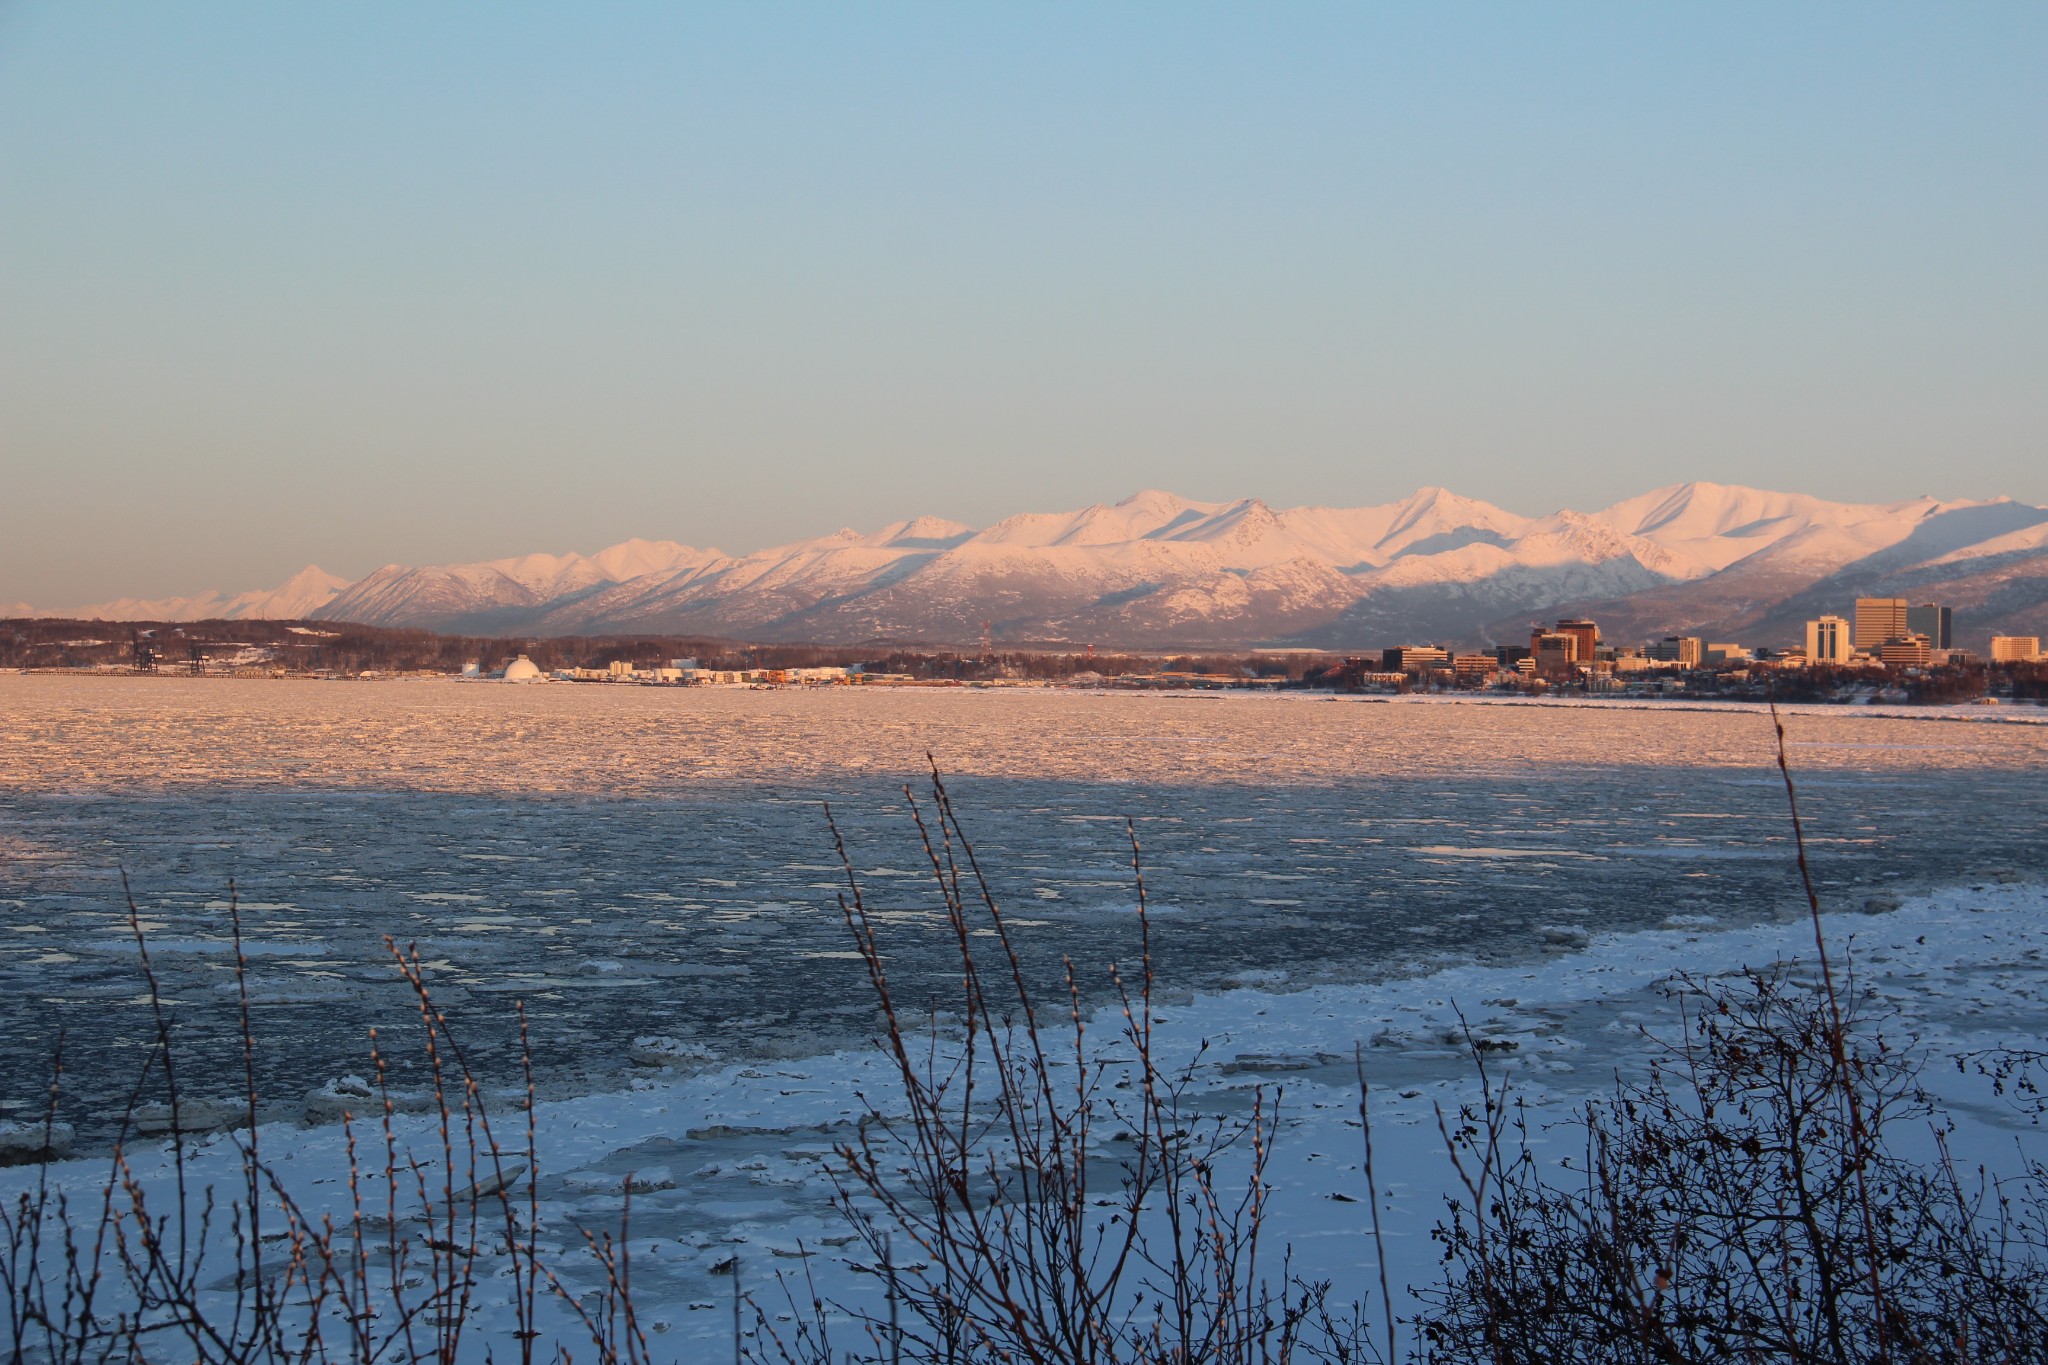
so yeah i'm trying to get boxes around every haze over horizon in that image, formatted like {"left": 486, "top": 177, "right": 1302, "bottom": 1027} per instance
{"left": 4, "top": 3, "right": 2044, "bottom": 603}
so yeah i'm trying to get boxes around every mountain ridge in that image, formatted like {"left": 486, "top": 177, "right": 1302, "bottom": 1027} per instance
{"left": 16, "top": 484, "right": 2048, "bottom": 649}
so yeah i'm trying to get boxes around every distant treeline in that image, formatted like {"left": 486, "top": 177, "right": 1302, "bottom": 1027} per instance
{"left": 0, "top": 617, "right": 1329, "bottom": 681}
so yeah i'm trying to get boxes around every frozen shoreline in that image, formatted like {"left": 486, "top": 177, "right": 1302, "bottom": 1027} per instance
{"left": 1136, "top": 685, "right": 2048, "bottom": 725}
{"left": 9, "top": 872, "right": 2045, "bottom": 1351}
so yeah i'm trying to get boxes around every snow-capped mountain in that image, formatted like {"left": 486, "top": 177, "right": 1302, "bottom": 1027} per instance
{"left": 17, "top": 566, "right": 354, "bottom": 625}
{"left": 1510, "top": 483, "right": 2048, "bottom": 649}
{"left": 316, "top": 540, "right": 716, "bottom": 632}
{"left": 17, "top": 484, "right": 2048, "bottom": 648}
{"left": 311, "top": 484, "right": 2048, "bottom": 647}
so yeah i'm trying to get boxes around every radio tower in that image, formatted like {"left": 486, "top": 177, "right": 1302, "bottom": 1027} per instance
{"left": 980, "top": 620, "right": 994, "bottom": 663}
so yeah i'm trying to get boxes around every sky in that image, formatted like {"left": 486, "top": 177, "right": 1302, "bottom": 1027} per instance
{"left": 2, "top": 2, "right": 2044, "bottom": 604}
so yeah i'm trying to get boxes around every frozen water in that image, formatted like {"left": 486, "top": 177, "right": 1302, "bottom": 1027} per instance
{"left": 1, "top": 674, "right": 2043, "bottom": 1143}
{"left": 2, "top": 675, "right": 2046, "bottom": 1353}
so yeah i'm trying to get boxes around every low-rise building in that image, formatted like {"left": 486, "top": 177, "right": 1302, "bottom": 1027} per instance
{"left": 1381, "top": 645, "right": 1449, "bottom": 673}
{"left": 1878, "top": 634, "right": 1933, "bottom": 667}
{"left": 1990, "top": 636, "right": 2041, "bottom": 663}
{"left": 1646, "top": 636, "right": 1703, "bottom": 667}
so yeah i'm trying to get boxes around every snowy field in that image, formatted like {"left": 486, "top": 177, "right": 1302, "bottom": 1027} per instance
{"left": 1, "top": 675, "right": 2045, "bottom": 1351}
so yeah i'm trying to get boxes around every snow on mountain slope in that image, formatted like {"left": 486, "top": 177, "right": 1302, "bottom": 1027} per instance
{"left": 1501, "top": 494, "right": 2048, "bottom": 651}
{"left": 1286, "top": 512, "right": 1690, "bottom": 649}
{"left": 1587, "top": 482, "right": 2035, "bottom": 580}
{"left": 19, "top": 566, "right": 351, "bottom": 623}
{"left": 315, "top": 540, "right": 722, "bottom": 630}
{"left": 38, "top": 589, "right": 237, "bottom": 622}
{"left": 865, "top": 517, "right": 975, "bottom": 550}
{"left": 588, "top": 538, "right": 714, "bottom": 582}
{"left": 218, "top": 566, "right": 353, "bottom": 619}
{"left": 1923, "top": 516, "right": 2048, "bottom": 567}
{"left": 31, "top": 485, "right": 2048, "bottom": 646}
{"left": 969, "top": 489, "right": 1227, "bottom": 547}
{"left": 1592, "top": 482, "right": 1864, "bottom": 574}
{"left": 317, "top": 563, "right": 544, "bottom": 630}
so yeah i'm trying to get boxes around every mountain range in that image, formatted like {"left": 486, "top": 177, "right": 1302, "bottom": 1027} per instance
{"left": 15, "top": 483, "right": 2048, "bottom": 651}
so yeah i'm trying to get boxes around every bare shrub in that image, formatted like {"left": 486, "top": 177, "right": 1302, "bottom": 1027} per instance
{"left": 1418, "top": 968, "right": 2048, "bottom": 1363}
{"left": 0, "top": 880, "right": 645, "bottom": 1365}
{"left": 761, "top": 765, "right": 1374, "bottom": 1365}
{"left": 1415, "top": 703, "right": 2048, "bottom": 1363}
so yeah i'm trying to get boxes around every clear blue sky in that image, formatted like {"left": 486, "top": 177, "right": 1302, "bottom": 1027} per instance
{"left": 3, "top": 2, "right": 2043, "bottom": 602}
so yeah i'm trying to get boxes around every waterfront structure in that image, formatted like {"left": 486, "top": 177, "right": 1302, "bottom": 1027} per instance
{"left": 1991, "top": 636, "right": 2042, "bottom": 662}
{"left": 1805, "top": 615, "right": 1852, "bottom": 665}
{"left": 1906, "top": 603, "right": 1952, "bottom": 650}
{"left": 1854, "top": 597, "right": 1910, "bottom": 650}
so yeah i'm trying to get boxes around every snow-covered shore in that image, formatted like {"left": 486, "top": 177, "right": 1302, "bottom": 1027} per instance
{"left": 8, "top": 874, "right": 2044, "bottom": 1354}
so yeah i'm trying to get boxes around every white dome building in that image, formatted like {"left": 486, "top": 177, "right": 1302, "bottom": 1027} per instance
{"left": 500, "top": 655, "right": 545, "bottom": 683}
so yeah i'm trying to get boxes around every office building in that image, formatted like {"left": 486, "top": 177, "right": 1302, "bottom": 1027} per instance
{"left": 1878, "top": 634, "right": 1932, "bottom": 667}
{"left": 1905, "top": 603, "right": 1952, "bottom": 650}
{"left": 1854, "top": 598, "right": 1909, "bottom": 651}
{"left": 1646, "top": 636, "right": 1704, "bottom": 667}
{"left": 1529, "top": 626, "right": 1574, "bottom": 663}
{"left": 1532, "top": 633, "right": 1578, "bottom": 675}
{"left": 1381, "top": 645, "right": 1449, "bottom": 674}
{"left": 1991, "top": 636, "right": 2042, "bottom": 663}
{"left": 1805, "top": 615, "right": 1852, "bottom": 665}
{"left": 1553, "top": 619, "right": 1600, "bottom": 662}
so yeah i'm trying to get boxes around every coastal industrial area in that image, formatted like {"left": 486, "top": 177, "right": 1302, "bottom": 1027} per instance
{"left": 6, "top": 594, "right": 2046, "bottom": 706}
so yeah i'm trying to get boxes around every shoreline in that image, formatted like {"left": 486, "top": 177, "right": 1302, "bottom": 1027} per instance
{"left": 7, "top": 872, "right": 2044, "bottom": 1345}
{"left": 5, "top": 663, "right": 2045, "bottom": 727}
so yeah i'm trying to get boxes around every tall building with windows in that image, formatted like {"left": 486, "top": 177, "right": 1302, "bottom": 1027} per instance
{"left": 1991, "top": 636, "right": 2042, "bottom": 662}
{"left": 1853, "top": 597, "right": 1909, "bottom": 650}
{"left": 1552, "top": 619, "right": 1600, "bottom": 662}
{"left": 1532, "top": 633, "right": 1578, "bottom": 675}
{"left": 1906, "top": 603, "right": 1952, "bottom": 649}
{"left": 1805, "top": 615, "right": 1852, "bottom": 665}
